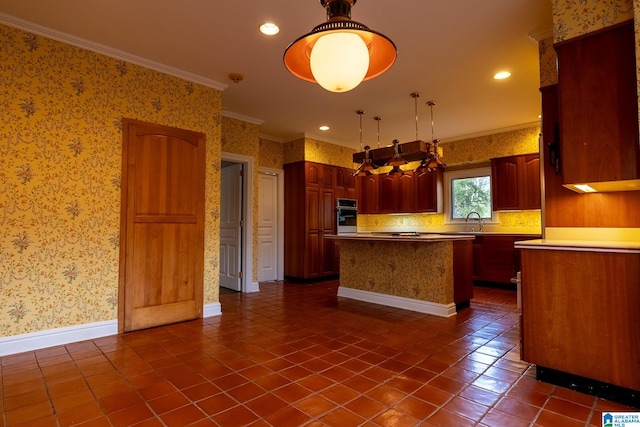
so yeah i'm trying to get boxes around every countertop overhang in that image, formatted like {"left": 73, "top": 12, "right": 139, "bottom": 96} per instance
{"left": 326, "top": 233, "right": 475, "bottom": 243}
{"left": 514, "top": 239, "right": 640, "bottom": 254}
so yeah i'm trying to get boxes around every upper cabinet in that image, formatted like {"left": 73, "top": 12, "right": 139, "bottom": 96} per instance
{"left": 556, "top": 21, "right": 640, "bottom": 187}
{"left": 378, "top": 172, "right": 416, "bottom": 214}
{"left": 357, "top": 169, "right": 442, "bottom": 214}
{"left": 491, "top": 154, "right": 541, "bottom": 211}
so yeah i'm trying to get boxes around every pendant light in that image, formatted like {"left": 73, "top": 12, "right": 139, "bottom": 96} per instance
{"left": 424, "top": 101, "right": 447, "bottom": 171}
{"left": 387, "top": 139, "right": 407, "bottom": 175}
{"left": 374, "top": 116, "right": 382, "bottom": 148}
{"left": 353, "top": 110, "right": 377, "bottom": 176}
{"left": 283, "top": 0, "right": 397, "bottom": 93}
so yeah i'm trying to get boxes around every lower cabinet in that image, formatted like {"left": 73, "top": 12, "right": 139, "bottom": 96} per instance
{"left": 521, "top": 248, "right": 640, "bottom": 392}
{"left": 473, "top": 235, "right": 538, "bottom": 284}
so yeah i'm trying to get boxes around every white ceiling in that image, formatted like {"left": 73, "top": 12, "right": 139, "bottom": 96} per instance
{"left": 0, "top": 0, "right": 553, "bottom": 150}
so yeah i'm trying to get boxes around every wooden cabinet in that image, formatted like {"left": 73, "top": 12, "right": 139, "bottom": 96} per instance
{"left": 473, "top": 234, "right": 538, "bottom": 284}
{"left": 378, "top": 172, "right": 416, "bottom": 214}
{"left": 335, "top": 167, "right": 357, "bottom": 200}
{"left": 491, "top": 154, "right": 541, "bottom": 211}
{"left": 284, "top": 161, "right": 354, "bottom": 280}
{"left": 357, "top": 174, "right": 379, "bottom": 214}
{"left": 556, "top": 21, "right": 640, "bottom": 185}
{"left": 416, "top": 169, "right": 442, "bottom": 213}
{"left": 521, "top": 248, "right": 640, "bottom": 391}
{"left": 357, "top": 169, "right": 441, "bottom": 214}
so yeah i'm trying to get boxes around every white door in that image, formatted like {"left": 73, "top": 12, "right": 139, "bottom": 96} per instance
{"left": 258, "top": 172, "right": 278, "bottom": 281}
{"left": 220, "top": 163, "right": 242, "bottom": 291}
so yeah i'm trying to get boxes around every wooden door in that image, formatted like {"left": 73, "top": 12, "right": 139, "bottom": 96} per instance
{"left": 119, "top": 119, "right": 205, "bottom": 333}
{"left": 220, "top": 163, "right": 243, "bottom": 291}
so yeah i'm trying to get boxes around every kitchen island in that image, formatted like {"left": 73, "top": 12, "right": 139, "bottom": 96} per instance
{"left": 327, "top": 233, "right": 475, "bottom": 317}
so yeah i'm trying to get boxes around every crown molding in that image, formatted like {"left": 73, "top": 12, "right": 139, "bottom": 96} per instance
{"left": 529, "top": 27, "right": 554, "bottom": 42}
{"left": 221, "top": 110, "right": 264, "bottom": 125}
{"left": 0, "top": 12, "right": 228, "bottom": 91}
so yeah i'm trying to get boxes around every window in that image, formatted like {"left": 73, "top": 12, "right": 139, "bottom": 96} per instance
{"left": 444, "top": 167, "right": 494, "bottom": 222}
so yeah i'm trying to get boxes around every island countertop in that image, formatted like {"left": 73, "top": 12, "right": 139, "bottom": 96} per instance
{"left": 326, "top": 233, "right": 475, "bottom": 243}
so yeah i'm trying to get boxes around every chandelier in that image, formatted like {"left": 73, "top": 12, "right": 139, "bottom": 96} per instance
{"left": 283, "top": 0, "right": 397, "bottom": 93}
{"left": 352, "top": 93, "right": 447, "bottom": 173}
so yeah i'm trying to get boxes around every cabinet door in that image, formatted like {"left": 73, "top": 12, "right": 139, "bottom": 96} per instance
{"left": 416, "top": 169, "right": 442, "bottom": 213}
{"left": 481, "top": 236, "right": 516, "bottom": 283}
{"left": 335, "top": 167, "right": 357, "bottom": 200}
{"left": 305, "top": 163, "right": 321, "bottom": 187}
{"left": 397, "top": 172, "right": 416, "bottom": 213}
{"left": 521, "top": 155, "right": 541, "bottom": 210}
{"left": 357, "top": 175, "right": 379, "bottom": 214}
{"left": 492, "top": 157, "right": 520, "bottom": 210}
{"left": 304, "top": 187, "right": 321, "bottom": 278}
{"left": 556, "top": 22, "right": 639, "bottom": 184}
{"left": 378, "top": 173, "right": 397, "bottom": 214}
{"left": 320, "top": 189, "right": 336, "bottom": 275}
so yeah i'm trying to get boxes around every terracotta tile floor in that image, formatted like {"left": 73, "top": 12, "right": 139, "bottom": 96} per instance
{"left": 1, "top": 280, "right": 637, "bottom": 426}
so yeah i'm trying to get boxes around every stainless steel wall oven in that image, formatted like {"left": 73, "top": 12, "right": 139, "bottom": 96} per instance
{"left": 336, "top": 198, "right": 357, "bottom": 234}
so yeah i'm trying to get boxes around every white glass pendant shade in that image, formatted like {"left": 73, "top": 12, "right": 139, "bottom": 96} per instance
{"left": 310, "top": 32, "right": 370, "bottom": 92}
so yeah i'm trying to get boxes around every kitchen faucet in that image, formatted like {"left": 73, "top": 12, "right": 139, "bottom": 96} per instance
{"left": 465, "top": 211, "right": 484, "bottom": 231}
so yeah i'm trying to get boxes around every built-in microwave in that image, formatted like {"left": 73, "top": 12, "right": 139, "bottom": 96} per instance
{"left": 336, "top": 198, "right": 357, "bottom": 234}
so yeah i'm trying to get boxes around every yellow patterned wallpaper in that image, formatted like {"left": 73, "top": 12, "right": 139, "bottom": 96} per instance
{"left": 258, "top": 137, "right": 284, "bottom": 170}
{"left": 539, "top": 37, "right": 558, "bottom": 87}
{"left": 221, "top": 116, "right": 260, "bottom": 282}
{"left": 340, "top": 240, "right": 454, "bottom": 304}
{"left": 552, "top": 0, "right": 633, "bottom": 42}
{"left": 283, "top": 136, "right": 357, "bottom": 169}
{"left": 0, "top": 24, "right": 222, "bottom": 337}
{"left": 443, "top": 126, "right": 540, "bottom": 165}
{"left": 283, "top": 137, "right": 306, "bottom": 165}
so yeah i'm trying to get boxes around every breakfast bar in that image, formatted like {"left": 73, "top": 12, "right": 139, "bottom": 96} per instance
{"left": 327, "top": 233, "right": 475, "bottom": 317}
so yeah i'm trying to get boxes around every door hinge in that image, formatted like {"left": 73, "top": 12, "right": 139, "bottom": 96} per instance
{"left": 240, "top": 220, "right": 244, "bottom": 227}
{"left": 239, "top": 271, "right": 244, "bottom": 279}
{"left": 240, "top": 169, "right": 244, "bottom": 177}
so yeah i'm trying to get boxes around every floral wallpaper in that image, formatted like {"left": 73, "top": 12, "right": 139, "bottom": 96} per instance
{"left": 339, "top": 240, "right": 454, "bottom": 304}
{"left": 258, "top": 137, "right": 284, "bottom": 170}
{"left": 551, "top": 0, "right": 633, "bottom": 42}
{"left": 0, "top": 24, "right": 222, "bottom": 337}
{"left": 443, "top": 126, "right": 540, "bottom": 165}
{"left": 539, "top": 37, "right": 558, "bottom": 87}
{"left": 283, "top": 136, "right": 357, "bottom": 169}
{"left": 282, "top": 137, "right": 306, "bottom": 165}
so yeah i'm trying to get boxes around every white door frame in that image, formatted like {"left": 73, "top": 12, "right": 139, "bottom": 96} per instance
{"left": 258, "top": 167, "right": 285, "bottom": 281}
{"left": 221, "top": 152, "right": 258, "bottom": 292}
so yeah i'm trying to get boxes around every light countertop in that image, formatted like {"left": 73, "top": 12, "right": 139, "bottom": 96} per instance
{"left": 514, "top": 239, "right": 640, "bottom": 254}
{"left": 327, "top": 233, "right": 475, "bottom": 243}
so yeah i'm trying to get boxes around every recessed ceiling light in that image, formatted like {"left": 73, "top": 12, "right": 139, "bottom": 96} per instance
{"left": 319, "top": 125, "right": 330, "bottom": 131}
{"left": 494, "top": 71, "right": 511, "bottom": 80}
{"left": 260, "top": 23, "right": 279, "bottom": 35}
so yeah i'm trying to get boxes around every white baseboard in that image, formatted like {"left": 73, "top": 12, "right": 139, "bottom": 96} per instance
{"left": 0, "top": 320, "right": 118, "bottom": 357}
{"left": 337, "top": 287, "right": 457, "bottom": 318}
{"left": 0, "top": 302, "right": 224, "bottom": 357}
{"left": 246, "top": 281, "right": 260, "bottom": 293}
{"left": 203, "top": 302, "right": 222, "bottom": 317}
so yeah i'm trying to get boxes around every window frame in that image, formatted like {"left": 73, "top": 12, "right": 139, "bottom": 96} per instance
{"left": 443, "top": 167, "right": 497, "bottom": 224}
